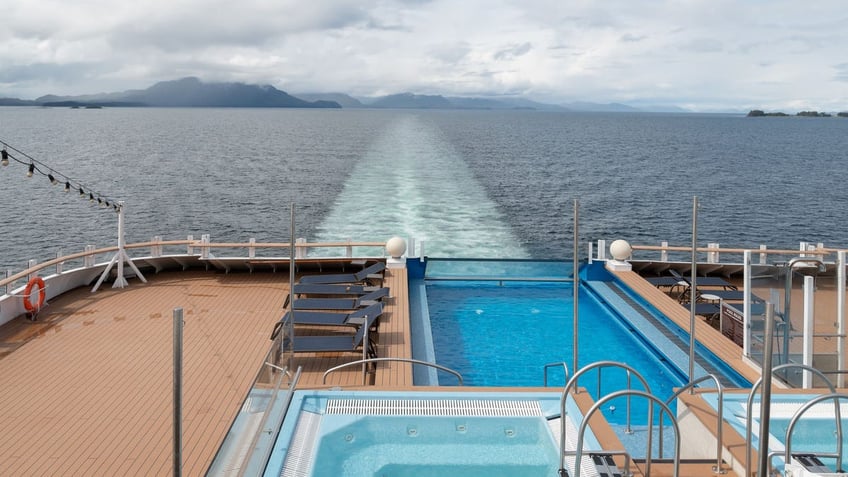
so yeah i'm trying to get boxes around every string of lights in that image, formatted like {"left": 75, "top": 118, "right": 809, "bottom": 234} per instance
{"left": 1, "top": 138, "right": 121, "bottom": 212}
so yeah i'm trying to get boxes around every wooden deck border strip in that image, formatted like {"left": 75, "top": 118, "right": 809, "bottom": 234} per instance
{"left": 612, "top": 271, "right": 761, "bottom": 385}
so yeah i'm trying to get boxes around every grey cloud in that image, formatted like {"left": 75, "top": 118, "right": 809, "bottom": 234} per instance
{"left": 620, "top": 33, "right": 647, "bottom": 43}
{"left": 493, "top": 42, "right": 532, "bottom": 61}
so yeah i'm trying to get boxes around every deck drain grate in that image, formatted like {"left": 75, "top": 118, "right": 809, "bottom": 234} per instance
{"left": 326, "top": 399, "right": 543, "bottom": 416}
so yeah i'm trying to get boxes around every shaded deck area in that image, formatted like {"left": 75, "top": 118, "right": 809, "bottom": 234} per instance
{"left": 0, "top": 263, "right": 411, "bottom": 476}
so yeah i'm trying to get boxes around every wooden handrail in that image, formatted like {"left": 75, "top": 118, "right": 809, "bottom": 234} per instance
{"left": 631, "top": 245, "right": 833, "bottom": 255}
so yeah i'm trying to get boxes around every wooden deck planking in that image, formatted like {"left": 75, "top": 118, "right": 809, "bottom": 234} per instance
{"left": 0, "top": 271, "right": 289, "bottom": 476}
{"left": 613, "top": 270, "right": 762, "bottom": 385}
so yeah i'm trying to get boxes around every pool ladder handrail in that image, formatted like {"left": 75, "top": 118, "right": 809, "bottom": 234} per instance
{"left": 745, "top": 363, "right": 838, "bottom": 476}
{"left": 322, "top": 357, "right": 464, "bottom": 386}
{"left": 558, "top": 361, "right": 652, "bottom": 476}
{"left": 779, "top": 392, "right": 848, "bottom": 475}
{"left": 544, "top": 362, "right": 570, "bottom": 387}
{"left": 573, "top": 389, "right": 681, "bottom": 477}
{"left": 658, "top": 374, "right": 726, "bottom": 474}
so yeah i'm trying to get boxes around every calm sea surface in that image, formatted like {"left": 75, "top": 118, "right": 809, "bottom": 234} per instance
{"left": 1, "top": 107, "right": 847, "bottom": 271}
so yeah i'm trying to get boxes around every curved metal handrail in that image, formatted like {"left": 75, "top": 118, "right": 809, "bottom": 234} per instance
{"left": 745, "top": 363, "right": 837, "bottom": 476}
{"left": 559, "top": 361, "right": 652, "bottom": 475}
{"left": 321, "top": 358, "right": 463, "bottom": 385}
{"left": 573, "top": 389, "right": 680, "bottom": 477}
{"left": 659, "top": 374, "right": 725, "bottom": 474}
{"left": 544, "top": 362, "right": 570, "bottom": 387}
{"left": 783, "top": 393, "right": 848, "bottom": 474}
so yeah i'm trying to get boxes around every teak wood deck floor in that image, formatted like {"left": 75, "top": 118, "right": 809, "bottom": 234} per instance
{"left": 0, "top": 263, "right": 411, "bottom": 476}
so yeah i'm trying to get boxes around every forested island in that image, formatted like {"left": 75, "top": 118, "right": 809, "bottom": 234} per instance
{"left": 748, "top": 109, "right": 848, "bottom": 117}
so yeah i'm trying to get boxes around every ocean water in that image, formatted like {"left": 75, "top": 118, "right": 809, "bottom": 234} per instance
{"left": 1, "top": 107, "right": 847, "bottom": 272}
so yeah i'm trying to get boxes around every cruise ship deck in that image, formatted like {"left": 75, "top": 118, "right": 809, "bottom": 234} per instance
{"left": 1, "top": 245, "right": 845, "bottom": 476}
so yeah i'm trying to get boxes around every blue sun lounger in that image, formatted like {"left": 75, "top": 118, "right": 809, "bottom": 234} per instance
{"left": 292, "top": 283, "right": 379, "bottom": 296}
{"left": 293, "top": 302, "right": 383, "bottom": 327}
{"left": 293, "top": 287, "right": 389, "bottom": 310}
{"left": 284, "top": 311, "right": 380, "bottom": 358}
{"left": 299, "top": 262, "right": 386, "bottom": 285}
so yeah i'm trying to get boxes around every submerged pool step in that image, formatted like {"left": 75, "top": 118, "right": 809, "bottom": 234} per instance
{"left": 326, "top": 398, "right": 543, "bottom": 416}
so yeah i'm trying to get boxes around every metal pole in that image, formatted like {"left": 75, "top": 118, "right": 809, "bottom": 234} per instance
{"left": 802, "top": 276, "right": 815, "bottom": 388}
{"left": 838, "top": 251, "right": 846, "bottom": 388}
{"left": 573, "top": 199, "right": 579, "bottom": 375}
{"left": 173, "top": 308, "right": 183, "bottom": 477}
{"left": 689, "top": 196, "right": 698, "bottom": 386}
{"left": 757, "top": 303, "right": 776, "bottom": 477}
{"left": 288, "top": 203, "right": 296, "bottom": 372}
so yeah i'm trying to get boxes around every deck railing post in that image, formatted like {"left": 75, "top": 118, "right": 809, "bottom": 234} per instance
{"left": 4, "top": 270, "right": 10, "bottom": 295}
{"left": 743, "top": 250, "right": 752, "bottom": 358}
{"left": 27, "top": 259, "right": 37, "bottom": 281}
{"left": 56, "top": 249, "right": 63, "bottom": 274}
{"left": 661, "top": 240, "right": 668, "bottom": 262}
{"left": 597, "top": 239, "right": 606, "bottom": 260}
{"left": 186, "top": 235, "right": 194, "bottom": 255}
{"left": 759, "top": 244, "right": 767, "bottom": 265}
{"left": 200, "top": 234, "right": 210, "bottom": 259}
{"left": 84, "top": 245, "right": 96, "bottom": 267}
{"left": 249, "top": 238, "right": 256, "bottom": 259}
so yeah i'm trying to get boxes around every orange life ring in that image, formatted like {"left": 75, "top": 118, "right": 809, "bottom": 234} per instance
{"left": 23, "top": 277, "right": 46, "bottom": 312}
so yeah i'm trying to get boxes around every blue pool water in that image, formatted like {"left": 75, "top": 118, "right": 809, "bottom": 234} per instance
{"left": 420, "top": 259, "right": 750, "bottom": 426}
{"left": 265, "top": 391, "right": 589, "bottom": 477}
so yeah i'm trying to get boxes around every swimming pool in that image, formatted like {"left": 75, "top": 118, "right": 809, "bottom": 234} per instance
{"left": 417, "top": 259, "right": 749, "bottom": 425}
{"left": 264, "top": 390, "right": 597, "bottom": 477}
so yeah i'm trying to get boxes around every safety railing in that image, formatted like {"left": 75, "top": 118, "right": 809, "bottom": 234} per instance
{"left": 782, "top": 393, "right": 848, "bottom": 475}
{"left": 1, "top": 237, "right": 387, "bottom": 293}
{"left": 745, "top": 363, "right": 838, "bottom": 476}
{"left": 544, "top": 362, "right": 570, "bottom": 387}
{"left": 322, "top": 358, "right": 464, "bottom": 386}
{"left": 572, "top": 390, "right": 681, "bottom": 477}
{"left": 558, "top": 361, "right": 651, "bottom": 476}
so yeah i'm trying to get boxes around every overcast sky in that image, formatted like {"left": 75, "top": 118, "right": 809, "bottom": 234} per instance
{"left": 2, "top": 0, "right": 846, "bottom": 111}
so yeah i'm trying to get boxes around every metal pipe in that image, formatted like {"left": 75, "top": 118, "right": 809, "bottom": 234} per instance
{"left": 288, "top": 203, "right": 295, "bottom": 372}
{"left": 323, "top": 358, "right": 464, "bottom": 385}
{"left": 839, "top": 251, "right": 846, "bottom": 388}
{"left": 573, "top": 199, "right": 579, "bottom": 376}
{"left": 757, "top": 303, "right": 776, "bottom": 477}
{"left": 689, "top": 196, "right": 698, "bottom": 388}
{"left": 745, "top": 363, "right": 836, "bottom": 476}
{"left": 784, "top": 393, "right": 847, "bottom": 474}
{"left": 173, "top": 308, "right": 183, "bottom": 477}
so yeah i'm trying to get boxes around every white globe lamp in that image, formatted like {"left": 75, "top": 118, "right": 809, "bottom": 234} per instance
{"left": 385, "top": 236, "right": 407, "bottom": 269}
{"left": 607, "top": 239, "right": 633, "bottom": 271}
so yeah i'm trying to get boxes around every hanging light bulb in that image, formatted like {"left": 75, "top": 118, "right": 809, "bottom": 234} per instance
{"left": 48, "top": 173, "right": 58, "bottom": 184}
{"left": 1, "top": 149, "right": 8, "bottom": 166}
{"left": 27, "top": 163, "right": 35, "bottom": 177}
{"left": 64, "top": 181, "right": 71, "bottom": 192}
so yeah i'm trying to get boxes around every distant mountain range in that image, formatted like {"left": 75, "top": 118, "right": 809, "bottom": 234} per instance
{"left": 0, "top": 77, "right": 690, "bottom": 112}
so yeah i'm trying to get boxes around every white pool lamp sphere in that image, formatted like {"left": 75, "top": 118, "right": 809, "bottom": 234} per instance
{"left": 610, "top": 240, "right": 632, "bottom": 261}
{"left": 386, "top": 236, "right": 407, "bottom": 259}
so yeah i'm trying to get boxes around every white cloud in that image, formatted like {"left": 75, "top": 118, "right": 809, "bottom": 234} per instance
{"left": 1, "top": 0, "right": 846, "bottom": 111}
